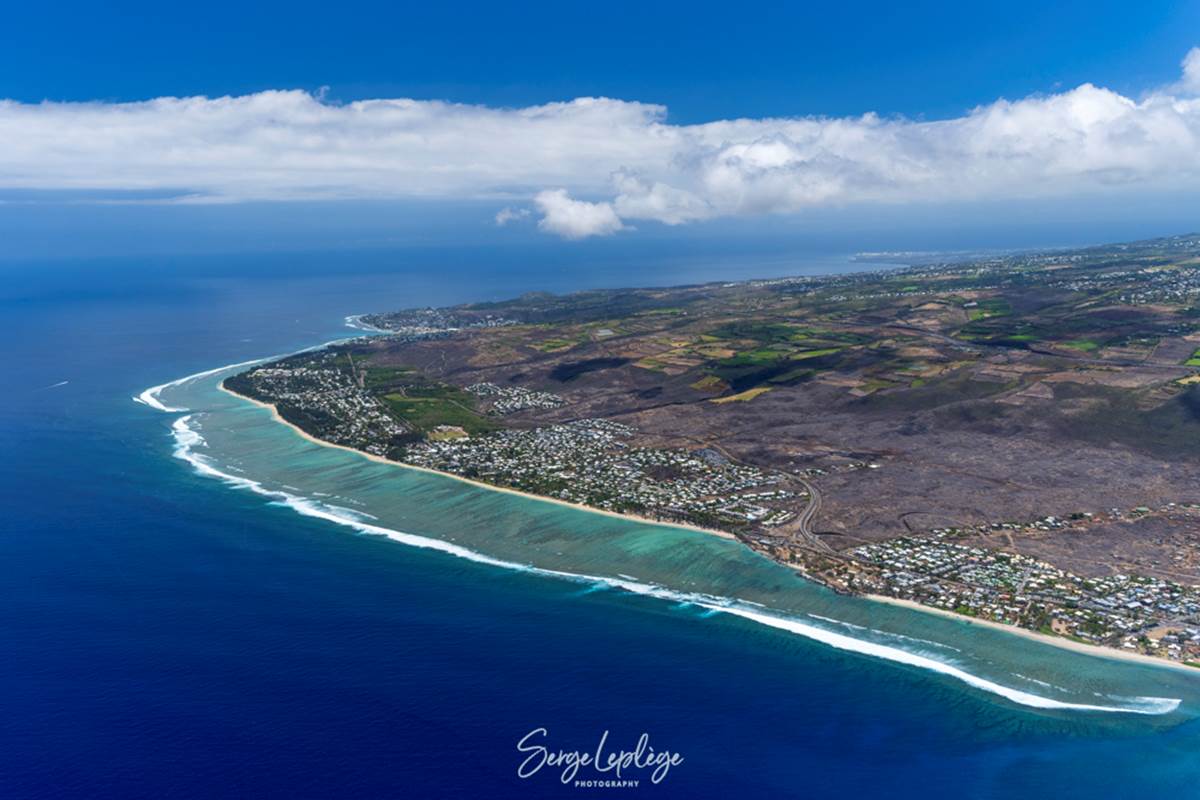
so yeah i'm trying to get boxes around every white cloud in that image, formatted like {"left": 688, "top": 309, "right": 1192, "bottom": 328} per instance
{"left": 1, "top": 48, "right": 1199, "bottom": 239}
{"left": 612, "top": 172, "right": 713, "bottom": 224}
{"left": 494, "top": 206, "right": 530, "bottom": 226}
{"left": 1174, "top": 47, "right": 1200, "bottom": 94}
{"left": 534, "top": 189, "right": 626, "bottom": 239}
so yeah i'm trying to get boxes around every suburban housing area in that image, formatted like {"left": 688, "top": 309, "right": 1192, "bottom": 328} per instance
{"left": 225, "top": 234, "right": 1200, "bottom": 665}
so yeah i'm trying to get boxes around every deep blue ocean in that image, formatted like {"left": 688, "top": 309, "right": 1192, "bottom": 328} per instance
{"left": 4, "top": 252, "right": 1200, "bottom": 799}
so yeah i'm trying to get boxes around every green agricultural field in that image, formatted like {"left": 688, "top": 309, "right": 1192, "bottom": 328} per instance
{"left": 708, "top": 320, "right": 799, "bottom": 343}
{"left": 967, "top": 298, "right": 1012, "bottom": 321}
{"left": 710, "top": 386, "right": 772, "bottom": 404}
{"left": 361, "top": 365, "right": 419, "bottom": 390}
{"left": 400, "top": 383, "right": 478, "bottom": 403}
{"left": 791, "top": 328, "right": 870, "bottom": 345}
{"left": 690, "top": 374, "right": 729, "bottom": 392}
{"left": 530, "top": 337, "right": 582, "bottom": 352}
{"left": 635, "top": 307, "right": 685, "bottom": 316}
{"left": 383, "top": 394, "right": 498, "bottom": 436}
{"left": 379, "top": 382, "right": 497, "bottom": 436}
{"left": 716, "top": 349, "right": 787, "bottom": 367}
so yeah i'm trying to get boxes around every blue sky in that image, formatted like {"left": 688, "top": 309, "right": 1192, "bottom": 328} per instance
{"left": 2, "top": 1, "right": 1199, "bottom": 263}
{"left": 4, "top": 1, "right": 1196, "bottom": 120}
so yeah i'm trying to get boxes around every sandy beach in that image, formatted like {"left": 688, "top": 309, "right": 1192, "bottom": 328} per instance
{"left": 221, "top": 383, "right": 1198, "bottom": 674}
{"left": 868, "top": 594, "right": 1196, "bottom": 673}
{"left": 220, "top": 384, "right": 740, "bottom": 542}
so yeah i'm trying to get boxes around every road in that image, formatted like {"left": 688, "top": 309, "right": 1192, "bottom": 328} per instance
{"left": 650, "top": 435, "right": 831, "bottom": 553}
{"left": 791, "top": 476, "right": 829, "bottom": 551}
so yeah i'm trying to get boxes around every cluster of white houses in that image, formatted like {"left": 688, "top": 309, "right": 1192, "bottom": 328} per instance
{"left": 847, "top": 535, "right": 1200, "bottom": 661}
{"left": 465, "top": 382, "right": 566, "bottom": 414}
{"left": 402, "top": 418, "right": 799, "bottom": 527}
{"left": 236, "top": 362, "right": 408, "bottom": 456}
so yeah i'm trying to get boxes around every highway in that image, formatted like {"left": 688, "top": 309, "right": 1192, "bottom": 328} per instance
{"left": 791, "top": 476, "right": 829, "bottom": 551}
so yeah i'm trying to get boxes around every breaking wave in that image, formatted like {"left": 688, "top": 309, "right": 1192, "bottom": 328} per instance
{"left": 344, "top": 314, "right": 391, "bottom": 333}
{"left": 153, "top": 398, "right": 1183, "bottom": 717}
{"left": 724, "top": 605, "right": 1179, "bottom": 714}
{"left": 809, "top": 613, "right": 962, "bottom": 653}
{"left": 133, "top": 358, "right": 266, "bottom": 412}
{"left": 133, "top": 328, "right": 375, "bottom": 413}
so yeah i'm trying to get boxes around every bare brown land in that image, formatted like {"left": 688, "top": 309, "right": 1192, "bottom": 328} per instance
{"left": 227, "top": 234, "right": 1200, "bottom": 662}
{"left": 353, "top": 260, "right": 1200, "bottom": 582}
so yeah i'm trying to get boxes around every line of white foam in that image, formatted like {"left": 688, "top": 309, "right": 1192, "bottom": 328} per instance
{"left": 131, "top": 330, "right": 374, "bottom": 414}
{"left": 719, "top": 605, "right": 1178, "bottom": 714}
{"left": 133, "top": 357, "right": 266, "bottom": 412}
{"left": 165, "top": 412, "right": 1181, "bottom": 717}
{"left": 344, "top": 314, "right": 391, "bottom": 333}
{"left": 809, "top": 613, "right": 961, "bottom": 653}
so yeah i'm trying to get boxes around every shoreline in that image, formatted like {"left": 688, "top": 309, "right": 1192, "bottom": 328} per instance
{"left": 868, "top": 594, "right": 1197, "bottom": 673}
{"left": 218, "top": 382, "right": 1193, "bottom": 675}
{"left": 219, "top": 384, "right": 740, "bottom": 542}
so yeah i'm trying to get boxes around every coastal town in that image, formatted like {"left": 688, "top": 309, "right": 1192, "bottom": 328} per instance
{"left": 225, "top": 347, "right": 1200, "bottom": 666}
{"left": 404, "top": 418, "right": 800, "bottom": 528}
{"left": 225, "top": 234, "right": 1200, "bottom": 666}
{"left": 229, "top": 360, "right": 410, "bottom": 456}
{"left": 227, "top": 359, "right": 803, "bottom": 531}
{"left": 780, "top": 533, "right": 1200, "bottom": 663}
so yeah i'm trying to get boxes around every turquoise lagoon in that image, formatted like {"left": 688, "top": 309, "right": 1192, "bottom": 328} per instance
{"left": 148, "top": 354, "right": 1200, "bottom": 722}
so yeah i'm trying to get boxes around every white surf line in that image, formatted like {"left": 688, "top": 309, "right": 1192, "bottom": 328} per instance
{"left": 133, "top": 357, "right": 266, "bottom": 412}
{"left": 41, "top": 380, "right": 69, "bottom": 390}
{"left": 344, "top": 314, "right": 391, "bottom": 333}
{"left": 164, "top": 410, "right": 1182, "bottom": 717}
{"left": 134, "top": 317, "right": 392, "bottom": 414}
{"left": 718, "top": 605, "right": 1179, "bottom": 715}
{"left": 809, "top": 613, "right": 961, "bottom": 653}
{"left": 132, "top": 332, "right": 375, "bottom": 413}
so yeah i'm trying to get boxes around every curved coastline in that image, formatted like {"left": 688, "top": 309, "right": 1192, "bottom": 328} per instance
{"left": 133, "top": 349, "right": 1194, "bottom": 715}
{"left": 217, "top": 380, "right": 1193, "bottom": 678}
{"left": 218, "top": 384, "right": 740, "bottom": 542}
{"left": 134, "top": 357, "right": 266, "bottom": 412}
{"left": 165, "top": 408, "right": 1181, "bottom": 715}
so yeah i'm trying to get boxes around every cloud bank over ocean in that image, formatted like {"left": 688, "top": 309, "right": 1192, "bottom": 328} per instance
{"left": 3, "top": 48, "right": 1199, "bottom": 238}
